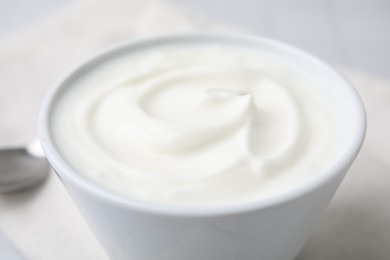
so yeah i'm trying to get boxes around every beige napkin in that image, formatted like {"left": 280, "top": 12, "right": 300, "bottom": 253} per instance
{"left": 0, "top": 0, "right": 388, "bottom": 259}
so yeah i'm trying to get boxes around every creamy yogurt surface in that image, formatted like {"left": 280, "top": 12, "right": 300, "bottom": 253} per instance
{"left": 52, "top": 41, "right": 340, "bottom": 207}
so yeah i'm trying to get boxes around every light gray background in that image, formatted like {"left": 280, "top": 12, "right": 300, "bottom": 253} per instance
{"left": 0, "top": 0, "right": 389, "bottom": 79}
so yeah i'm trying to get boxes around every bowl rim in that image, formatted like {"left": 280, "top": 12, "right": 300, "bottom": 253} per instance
{"left": 38, "top": 32, "right": 366, "bottom": 217}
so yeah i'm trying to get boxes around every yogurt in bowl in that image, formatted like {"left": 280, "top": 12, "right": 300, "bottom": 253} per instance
{"left": 50, "top": 41, "right": 340, "bottom": 207}
{"left": 39, "top": 33, "right": 365, "bottom": 260}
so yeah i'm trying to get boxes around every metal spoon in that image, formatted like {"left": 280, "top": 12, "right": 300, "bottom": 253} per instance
{"left": 0, "top": 140, "right": 49, "bottom": 193}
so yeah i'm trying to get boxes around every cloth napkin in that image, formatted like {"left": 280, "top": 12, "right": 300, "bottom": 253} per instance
{"left": 0, "top": 0, "right": 389, "bottom": 259}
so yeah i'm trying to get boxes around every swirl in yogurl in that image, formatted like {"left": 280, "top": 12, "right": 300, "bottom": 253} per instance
{"left": 52, "top": 41, "right": 340, "bottom": 207}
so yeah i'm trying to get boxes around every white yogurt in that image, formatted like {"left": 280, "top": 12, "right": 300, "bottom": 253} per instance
{"left": 52, "top": 42, "right": 340, "bottom": 207}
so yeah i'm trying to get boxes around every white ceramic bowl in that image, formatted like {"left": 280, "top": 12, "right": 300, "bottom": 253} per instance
{"left": 39, "top": 33, "right": 366, "bottom": 260}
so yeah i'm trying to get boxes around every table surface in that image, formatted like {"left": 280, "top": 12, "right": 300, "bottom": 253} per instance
{"left": 0, "top": 0, "right": 389, "bottom": 259}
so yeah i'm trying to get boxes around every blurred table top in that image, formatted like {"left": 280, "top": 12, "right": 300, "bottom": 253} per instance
{"left": 0, "top": 0, "right": 389, "bottom": 259}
